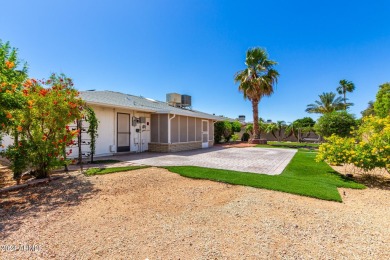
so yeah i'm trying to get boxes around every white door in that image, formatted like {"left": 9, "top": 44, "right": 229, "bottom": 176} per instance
{"left": 202, "top": 120, "right": 209, "bottom": 148}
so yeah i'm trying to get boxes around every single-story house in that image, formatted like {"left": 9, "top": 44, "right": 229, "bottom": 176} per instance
{"left": 78, "top": 90, "right": 225, "bottom": 156}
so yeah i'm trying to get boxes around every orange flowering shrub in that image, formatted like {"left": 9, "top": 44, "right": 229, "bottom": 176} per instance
{"left": 0, "top": 40, "right": 27, "bottom": 137}
{"left": 7, "top": 74, "right": 85, "bottom": 178}
{"left": 0, "top": 41, "right": 28, "bottom": 181}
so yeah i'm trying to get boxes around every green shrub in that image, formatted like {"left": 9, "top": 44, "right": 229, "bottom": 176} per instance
{"left": 214, "top": 120, "right": 242, "bottom": 143}
{"left": 314, "top": 111, "right": 356, "bottom": 137}
{"left": 231, "top": 121, "right": 242, "bottom": 132}
{"left": 231, "top": 133, "right": 239, "bottom": 141}
{"left": 317, "top": 116, "right": 390, "bottom": 172}
{"left": 214, "top": 121, "right": 232, "bottom": 143}
{"left": 374, "top": 83, "right": 390, "bottom": 118}
{"left": 241, "top": 132, "right": 250, "bottom": 141}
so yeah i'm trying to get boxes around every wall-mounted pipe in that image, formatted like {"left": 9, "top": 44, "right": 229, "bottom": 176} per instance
{"left": 168, "top": 113, "right": 176, "bottom": 144}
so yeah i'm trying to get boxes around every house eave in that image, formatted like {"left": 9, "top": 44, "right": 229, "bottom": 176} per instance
{"left": 85, "top": 101, "right": 156, "bottom": 113}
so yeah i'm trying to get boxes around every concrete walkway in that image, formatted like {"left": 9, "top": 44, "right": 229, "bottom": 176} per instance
{"left": 100, "top": 147, "right": 297, "bottom": 175}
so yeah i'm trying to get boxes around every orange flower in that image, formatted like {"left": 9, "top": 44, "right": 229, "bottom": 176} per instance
{"left": 42, "top": 135, "right": 47, "bottom": 141}
{"left": 6, "top": 112, "right": 12, "bottom": 119}
{"left": 5, "top": 60, "right": 15, "bottom": 69}
{"left": 17, "top": 125, "right": 23, "bottom": 132}
{"left": 27, "top": 100, "right": 34, "bottom": 106}
{"left": 39, "top": 89, "right": 49, "bottom": 97}
{"left": 23, "top": 79, "right": 33, "bottom": 88}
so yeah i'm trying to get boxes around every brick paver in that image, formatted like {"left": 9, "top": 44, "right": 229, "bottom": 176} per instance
{"left": 103, "top": 147, "right": 297, "bottom": 175}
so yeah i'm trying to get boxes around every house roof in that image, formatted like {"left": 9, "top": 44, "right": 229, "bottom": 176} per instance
{"left": 80, "top": 90, "right": 227, "bottom": 121}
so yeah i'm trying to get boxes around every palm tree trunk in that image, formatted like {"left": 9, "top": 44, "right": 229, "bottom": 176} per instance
{"left": 252, "top": 99, "right": 260, "bottom": 139}
{"left": 344, "top": 91, "right": 347, "bottom": 110}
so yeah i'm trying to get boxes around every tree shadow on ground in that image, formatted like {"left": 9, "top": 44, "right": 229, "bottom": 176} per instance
{"left": 0, "top": 174, "right": 98, "bottom": 239}
{"left": 352, "top": 174, "right": 390, "bottom": 190}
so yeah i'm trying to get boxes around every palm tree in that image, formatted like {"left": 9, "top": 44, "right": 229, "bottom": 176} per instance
{"left": 306, "top": 92, "right": 345, "bottom": 114}
{"left": 337, "top": 79, "right": 355, "bottom": 110}
{"left": 234, "top": 47, "right": 279, "bottom": 140}
{"left": 265, "top": 121, "right": 286, "bottom": 141}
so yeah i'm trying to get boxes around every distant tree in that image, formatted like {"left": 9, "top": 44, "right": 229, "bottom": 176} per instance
{"left": 231, "top": 121, "right": 242, "bottom": 133}
{"left": 265, "top": 123, "right": 278, "bottom": 140}
{"left": 214, "top": 121, "right": 241, "bottom": 143}
{"left": 306, "top": 92, "right": 346, "bottom": 114}
{"left": 374, "top": 83, "right": 390, "bottom": 118}
{"left": 337, "top": 79, "right": 355, "bottom": 110}
{"left": 245, "top": 123, "right": 253, "bottom": 136}
{"left": 265, "top": 121, "right": 286, "bottom": 141}
{"left": 361, "top": 101, "right": 375, "bottom": 117}
{"left": 285, "top": 117, "right": 315, "bottom": 139}
{"left": 235, "top": 47, "right": 279, "bottom": 141}
{"left": 314, "top": 111, "right": 356, "bottom": 138}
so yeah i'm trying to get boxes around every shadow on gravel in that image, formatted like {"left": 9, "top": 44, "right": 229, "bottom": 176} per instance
{"left": 353, "top": 174, "right": 390, "bottom": 190}
{"left": 0, "top": 174, "right": 98, "bottom": 239}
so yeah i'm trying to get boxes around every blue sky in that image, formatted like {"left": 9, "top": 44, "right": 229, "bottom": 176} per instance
{"left": 2, "top": 0, "right": 389, "bottom": 123}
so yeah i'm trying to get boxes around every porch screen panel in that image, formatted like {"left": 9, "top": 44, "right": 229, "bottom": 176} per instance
{"left": 171, "top": 116, "right": 179, "bottom": 143}
{"left": 188, "top": 117, "right": 196, "bottom": 142}
{"left": 196, "top": 118, "right": 202, "bottom": 141}
{"left": 180, "top": 116, "right": 188, "bottom": 142}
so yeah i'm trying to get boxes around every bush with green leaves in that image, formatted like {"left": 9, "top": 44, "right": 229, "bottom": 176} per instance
{"left": 214, "top": 120, "right": 242, "bottom": 143}
{"left": 285, "top": 117, "right": 315, "bottom": 139}
{"left": 85, "top": 106, "right": 99, "bottom": 163}
{"left": 241, "top": 132, "right": 250, "bottom": 141}
{"left": 231, "top": 121, "right": 242, "bottom": 133}
{"left": 231, "top": 133, "right": 239, "bottom": 141}
{"left": 374, "top": 83, "right": 390, "bottom": 118}
{"left": 317, "top": 115, "right": 390, "bottom": 173}
{"left": 314, "top": 111, "right": 356, "bottom": 137}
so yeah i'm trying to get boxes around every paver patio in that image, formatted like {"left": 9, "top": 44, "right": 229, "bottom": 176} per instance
{"left": 102, "top": 147, "right": 297, "bottom": 175}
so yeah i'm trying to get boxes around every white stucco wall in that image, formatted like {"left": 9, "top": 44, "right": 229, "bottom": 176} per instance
{"left": 67, "top": 105, "right": 151, "bottom": 158}
{"left": 0, "top": 135, "right": 13, "bottom": 151}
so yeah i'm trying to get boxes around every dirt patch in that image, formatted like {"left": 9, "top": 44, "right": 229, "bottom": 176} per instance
{"left": 331, "top": 164, "right": 390, "bottom": 190}
{"left": 1, "top": 167, "right": 390, "bottom": 259}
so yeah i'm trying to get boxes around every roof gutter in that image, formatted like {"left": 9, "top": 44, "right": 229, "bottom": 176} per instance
{"left": 85, "top": 101, "right": 156, "bottom": 113}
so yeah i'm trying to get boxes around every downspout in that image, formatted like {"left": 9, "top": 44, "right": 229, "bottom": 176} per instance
{"left": 168, "top": 113, "right": 176, "bottom": 144}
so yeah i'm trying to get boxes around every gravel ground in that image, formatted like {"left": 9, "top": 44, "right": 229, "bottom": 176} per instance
{"left": 1, "top": 167, "right": 390, "bottom": 259}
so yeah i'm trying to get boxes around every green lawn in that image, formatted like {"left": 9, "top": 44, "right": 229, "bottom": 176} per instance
{"left": 257, "top": 141, "right": 320, "bottom": 149}
{"left": 85, "top": 166, "right": 150, "bottom": 176}
{"left": 165, "top": 150, "right": 365, "bottom": 202}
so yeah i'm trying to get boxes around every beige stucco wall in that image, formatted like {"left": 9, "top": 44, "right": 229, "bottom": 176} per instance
{"left": 188, "top": 117, "right": 196, "bottom": 142}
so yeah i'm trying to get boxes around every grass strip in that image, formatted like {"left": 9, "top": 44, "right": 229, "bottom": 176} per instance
{"left": 165, "top": 150, "right": 364, "bottom": 202}
{"left": 85, "top": 166, "right": 150, "bottom": 176}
